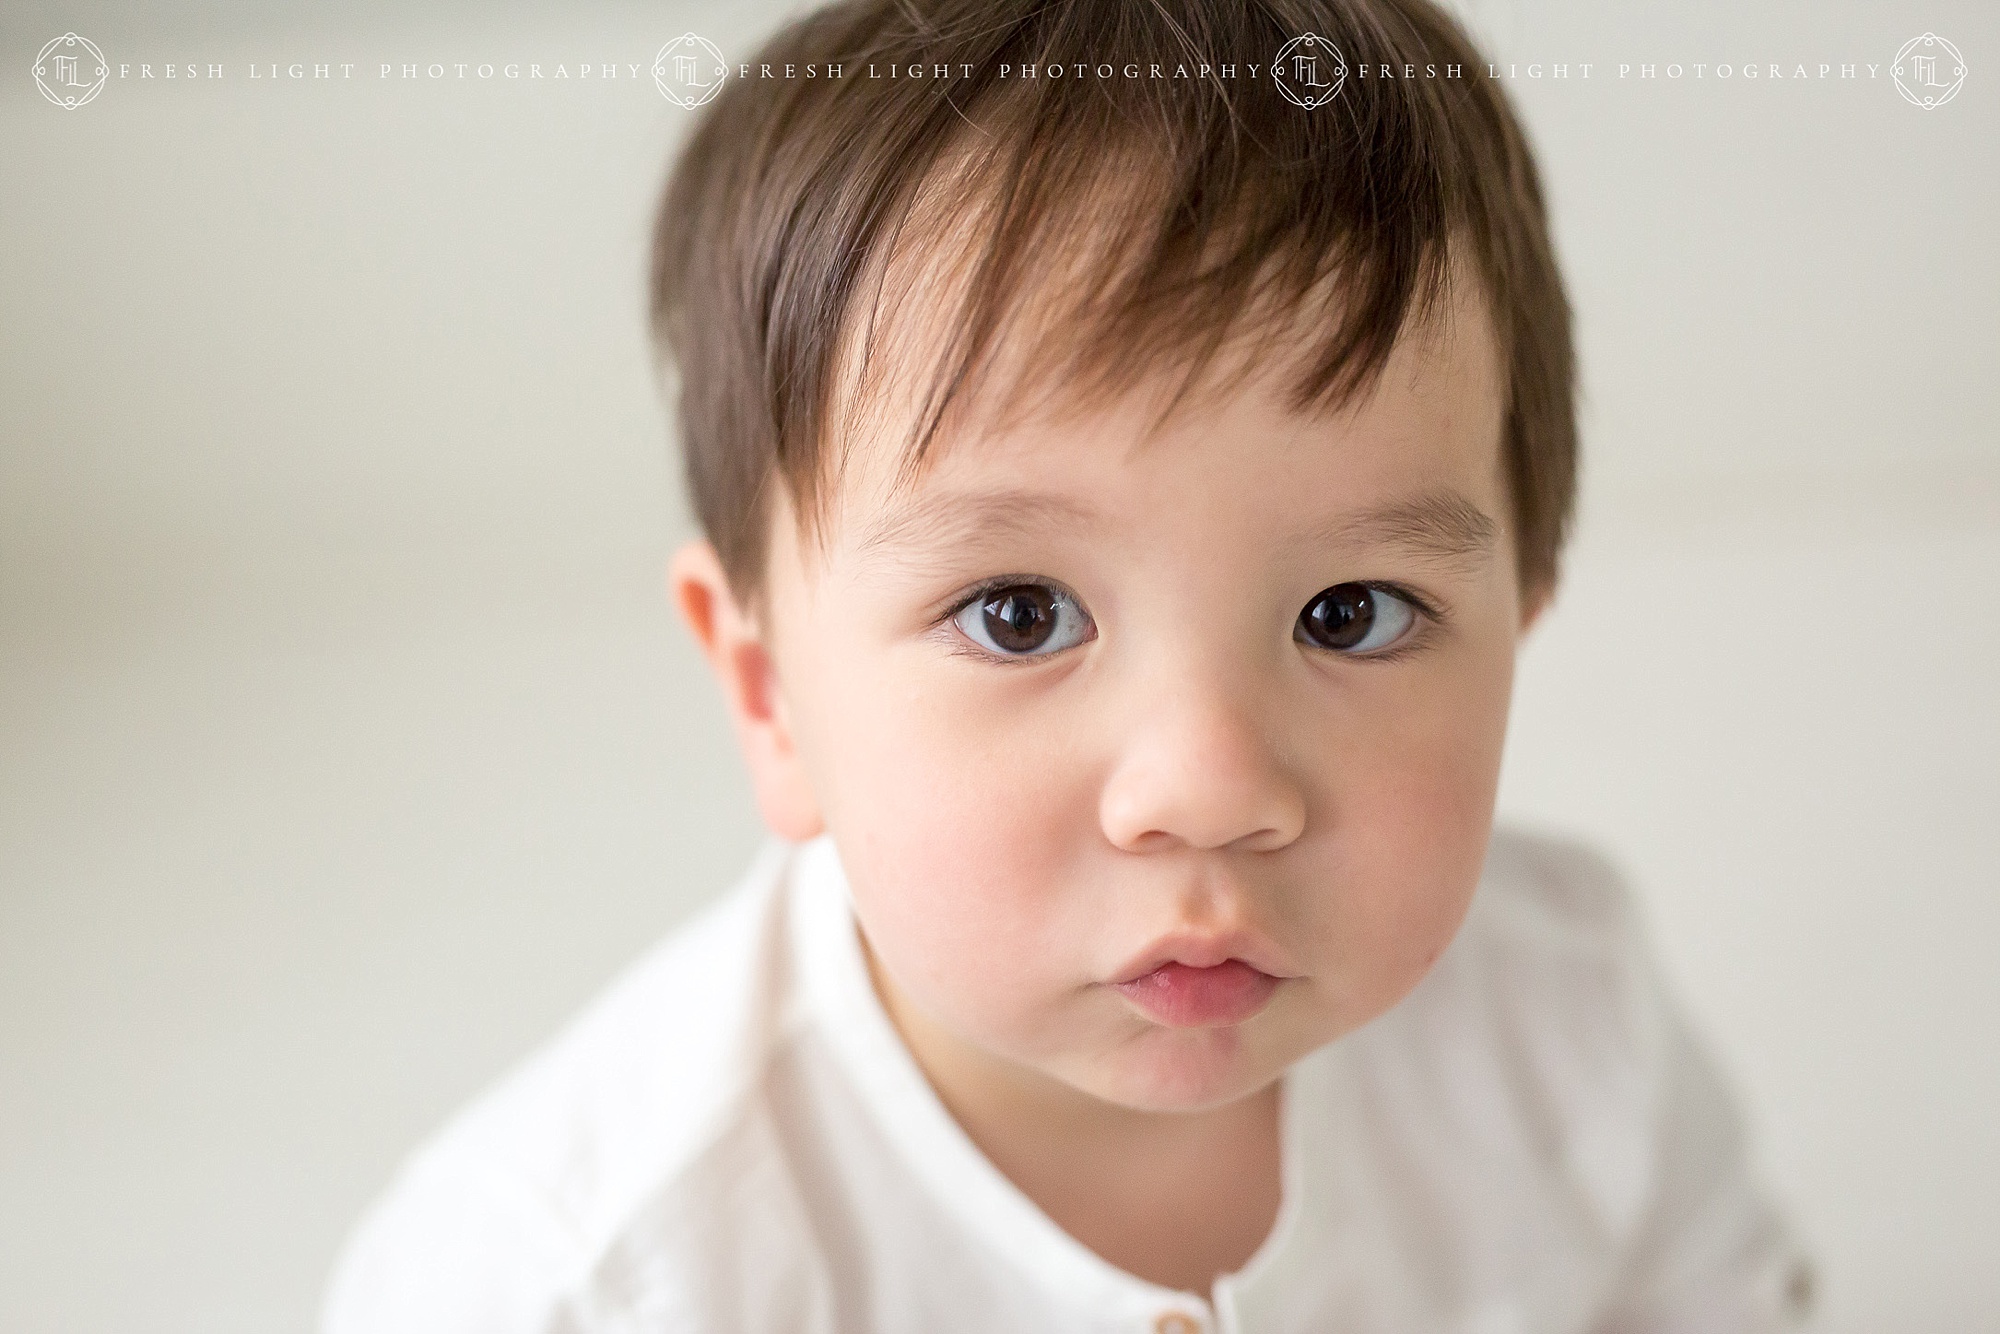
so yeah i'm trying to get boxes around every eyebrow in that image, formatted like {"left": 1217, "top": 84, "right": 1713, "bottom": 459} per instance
{"left": 854, "top": 485, "right": 1496, "bottom": 573}
{"left": 1279, "top": 489, "right": 1498, "bottom": 573}
{"left": 855, "top": 487, "right": 1106, "bottom": 573}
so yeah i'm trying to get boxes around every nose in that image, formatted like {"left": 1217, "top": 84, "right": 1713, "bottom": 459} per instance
{"left": 1096, "top": 661, "right": 1307, "bottom": 855}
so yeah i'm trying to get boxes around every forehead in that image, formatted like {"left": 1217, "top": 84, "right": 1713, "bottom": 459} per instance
{"left": 784, "top": 99, "right": 1516, "bottom": 575}
{"left": 819, "top": 242, "right": 1509, "bottom": 563}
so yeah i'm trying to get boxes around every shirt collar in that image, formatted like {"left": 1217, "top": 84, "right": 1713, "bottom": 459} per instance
{"left": 784, "top": 831, "right": 1358, "bottom": 1331}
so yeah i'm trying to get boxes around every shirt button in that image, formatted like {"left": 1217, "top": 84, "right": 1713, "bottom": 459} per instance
{"left": 1154, "top": 1314, "right": 1202, "bottom": 1334}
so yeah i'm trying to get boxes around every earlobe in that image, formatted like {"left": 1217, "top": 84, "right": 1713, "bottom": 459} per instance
{"left": 666, "top": 539, "right": 826, "bottom": 843}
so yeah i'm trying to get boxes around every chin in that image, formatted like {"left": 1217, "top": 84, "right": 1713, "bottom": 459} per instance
{"left": 1080, "top": 1027, "right": 1278, "bottom": 1114}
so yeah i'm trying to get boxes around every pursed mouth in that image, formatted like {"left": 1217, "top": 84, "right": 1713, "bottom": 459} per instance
{"left": 1110, "top": 958, "right": 1281, "bottom": 1028}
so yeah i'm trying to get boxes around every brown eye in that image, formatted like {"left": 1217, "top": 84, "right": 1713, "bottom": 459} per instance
{"left": 1297, "top": 583, "right": 1417, "bottom": 654}
{"left": 950, "top": 582, "right": 1091, "bottom": 658}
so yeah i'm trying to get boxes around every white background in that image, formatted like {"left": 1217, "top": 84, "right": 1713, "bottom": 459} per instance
{"left": 3, "top": 1, "right": 1995, "bottom": 1330}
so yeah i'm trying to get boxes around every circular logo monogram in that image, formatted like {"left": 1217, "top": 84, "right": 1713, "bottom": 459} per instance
{"left": 1893, "top": 32, "right": 1966, "bottom": 110}
{"left": 1272, "top": 33, "right": 1347, "bottom": 110}
{"left": 653, "top": 33, "right": 728, "bottom": 109}
{"left": 33, "top": 32, "right": 107, "bottom": 110}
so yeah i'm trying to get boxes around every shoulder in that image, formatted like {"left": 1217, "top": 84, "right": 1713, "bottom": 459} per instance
{"left": 1324, "top": 830, "right": 1811, "bottom": 1328}
{"left": 1447, "top": 823, "right": 1662, "bottom": 1041}
{"left": 1352, "top": 824, "right": 1674, "bottom": 1237}
{"left": 1470, "top": 823, "right": 1649, "bottom": 957}
{"left": 1391, "top": 823, "right": 1663, "bottom": 1060}
{"left": 321, "top": 837, "right": 811, "bottom": 1334}
{"left": 1442, "top": 829, "right": 1815, "bottom": 1326}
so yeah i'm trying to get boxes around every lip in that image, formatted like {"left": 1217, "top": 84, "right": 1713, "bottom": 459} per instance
{"left": 1106, "top": 928, "right": 1296, "bottom": 1029}
{"left": 1109, "top": 929, "right": 1296, "bottom": 987}
{"left": 1113, "top": 960, "right": 1280, "bottom": 1028}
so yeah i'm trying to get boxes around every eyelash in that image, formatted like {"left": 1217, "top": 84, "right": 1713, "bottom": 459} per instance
{"left": 932, "top": 575, "right": 1086, "bottom": 666}
{"left": 1324, "top": 585, "right": 1438, "bottom": 663}
{"left": 1297, "top": 581, "right": 1445, "bottom": 664}
{"left": 932, "top": 576, "right": 1445, "bottom": 664}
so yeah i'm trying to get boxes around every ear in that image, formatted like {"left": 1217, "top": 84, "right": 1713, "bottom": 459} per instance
{"left": 667, "top": 539, "right": 826, "bottom": 842}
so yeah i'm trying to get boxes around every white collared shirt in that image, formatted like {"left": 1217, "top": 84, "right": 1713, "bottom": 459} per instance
{"left": 321, "top": 827, "right": 1814, "bottom": 1334}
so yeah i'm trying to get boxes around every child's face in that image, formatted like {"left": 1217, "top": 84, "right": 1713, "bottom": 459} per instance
{"left": 681, "top": 272, "right": 1542, "bottom": 1116}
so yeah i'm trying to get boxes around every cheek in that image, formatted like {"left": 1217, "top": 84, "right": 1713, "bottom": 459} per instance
{"left": 1307, "top": 639, "right": 1515, "bottom": 1015}
{"left": 810, "top": 656, "right": 1090, "bottom": 1039}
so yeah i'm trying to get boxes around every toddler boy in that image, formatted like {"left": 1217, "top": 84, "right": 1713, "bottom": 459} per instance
{"left": 323, "top": 0, "right": 1813, "bottom": 1329}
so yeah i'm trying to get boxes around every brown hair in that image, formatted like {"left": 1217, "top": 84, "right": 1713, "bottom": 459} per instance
{"left": 648, "top": 0, "right": 1576, "bottom": 616}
